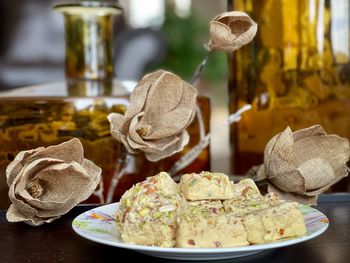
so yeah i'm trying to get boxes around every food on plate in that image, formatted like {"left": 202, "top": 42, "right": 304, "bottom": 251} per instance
{"left": 176, "top": 200, "right": 248, "bottom": 248}
{"left": 179, "top": 171, "right": 235, "bottom": 200}
{"left": 230, "top": 178, "right": 261, "bottom": 198}
{"left": 223, "top": 193, "right": 280, "bottom": 216}
{"left": 115, "top": 171, "right": 307, "bottom": 248}
{"left": 185, "top": 200, "right": 224, "bottom": 213}
{"left": 243, "top": 201, "right": 307, "bottom": 244}
{"left": 115, "top": 172, "right": 182, "bottom": 247}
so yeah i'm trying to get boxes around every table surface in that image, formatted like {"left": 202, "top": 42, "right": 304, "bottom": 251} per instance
{"left": 1, "top": 195, "right": 349, "bottom": 263}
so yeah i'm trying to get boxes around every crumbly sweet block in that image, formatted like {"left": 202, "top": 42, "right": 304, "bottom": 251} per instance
{"left": 243, "top": 202, "right": 307, "bottom": 244}
{"left": 223, "top": 193, "right": 280, "bottom": 217}
{"left": 176, "top": 200, "right": 248, "bottom": 248}
{"left": 115, "top": 172, "right": 182, "bottom": 247}
{"left": 231, "top": 178, "right": 261, "bottom": 199}
{"left": 116, "top": 171, "right": 307, "bottom": 248}
{"left": 180, "top": 172, "right": 235, "bottom": 200}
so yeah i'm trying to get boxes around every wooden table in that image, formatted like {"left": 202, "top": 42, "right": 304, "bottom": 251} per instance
{"left": 1, "top": 195, "right": 349, "bottom": 263}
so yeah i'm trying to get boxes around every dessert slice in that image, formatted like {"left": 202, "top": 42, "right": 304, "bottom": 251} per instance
{"left": 223, "top": 193, "right": 280, "bottom": 217}
{"left": 243, "top": 202, "right": 307, "bottom": 244}
{"left": 115, "top": 172, "right": 182, "bottom": 247}
{"left": 176, "top": 200, "right": 248, "bottom": 248}
{"left": 180, "top": 172, "right": 235, "bottom": 200}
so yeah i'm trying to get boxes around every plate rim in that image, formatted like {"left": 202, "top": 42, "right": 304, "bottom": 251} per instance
{"left": 72, "top": 202, "right": 329, "bottom": 254}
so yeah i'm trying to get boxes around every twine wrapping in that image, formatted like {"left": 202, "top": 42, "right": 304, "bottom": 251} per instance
{"left": 6, "top": 139, "right": 101, "bottom": 226}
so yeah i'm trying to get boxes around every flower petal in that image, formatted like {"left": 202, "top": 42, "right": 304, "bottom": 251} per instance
{"left": 264, "top": 127, "right": 305, "bottom": 194}
{"left": 145, "top": 132, "right": 190, "bottom": 162}
{"left": 292, "top": 125, "right": 326, "bottom": 141}
{"left": 297, "top": 158, "right": 335, "bottom": 190}
{"left": 27, "top": 138, "right": 84, "bottom": 165}
{"left": 6, "top": 147, "right": 44, "bottom": 186}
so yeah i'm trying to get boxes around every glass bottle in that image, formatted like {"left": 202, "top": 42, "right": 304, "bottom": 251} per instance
{"left": 0, "top": 1, "right": 210, "bottom": 208}
{"left": 228, "top": 0, "right": 350, "bottom": 191}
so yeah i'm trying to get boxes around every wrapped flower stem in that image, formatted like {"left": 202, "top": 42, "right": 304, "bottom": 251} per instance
{"left": 171, "top": 11, "right": 258, "bottom": 176}
{"left": 191, "top": 49, "right": 211, "bottom": 141}
{"left": 190, "top": 49, "right": 211, "bottom": 87}
{"left": 169, "top": 104, "right": 252, "bottom": 177}
{"left": 106, "top": 145, "right": 127, "bottom": 203}
{"left": 93, "top": 179, "right": 105, "bottom": 204}
{"left": 191, "top": 11, "right": 257, "bottom": 85}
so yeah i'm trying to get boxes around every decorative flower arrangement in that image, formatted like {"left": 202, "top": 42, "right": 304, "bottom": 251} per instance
{"left": 6, "top": 10, "right": 258, "bottom": 224}
{"left": 6, "top": 9, "right": 349, "bottom": 226}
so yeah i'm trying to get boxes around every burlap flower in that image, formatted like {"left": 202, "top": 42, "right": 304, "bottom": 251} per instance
{"left": 108, "top": 70, "right": 197, "bottom": 162}
{"left": 252, "top": 125, "right": 350, "bottom": 205}
{"left": 209, "top": 11, "right": 257, "bottom": 53}
{"left": 6, "top": 138, "right": 102, "bottom": 226}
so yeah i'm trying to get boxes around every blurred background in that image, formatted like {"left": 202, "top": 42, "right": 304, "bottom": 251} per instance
{"left": 0, "top": 0, "right": 230, "bottom": 172}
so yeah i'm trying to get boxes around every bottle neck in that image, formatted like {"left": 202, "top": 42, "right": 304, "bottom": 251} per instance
{"left": 64, "top": 12, "right": 114, "bottom": 80}
{"left": 54, "top": 1, "right": 122, "bottom": 81}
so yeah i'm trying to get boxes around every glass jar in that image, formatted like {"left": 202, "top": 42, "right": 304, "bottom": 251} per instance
{"left": 0, "top": 1, "right": 211, "bottom": 208}
{"left": 228, "top": 0, "right": 350, "bottom": 191}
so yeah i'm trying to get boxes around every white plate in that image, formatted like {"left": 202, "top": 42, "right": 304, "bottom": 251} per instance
{"left": 72, "top": 203, "right": 328, "bottom": 261}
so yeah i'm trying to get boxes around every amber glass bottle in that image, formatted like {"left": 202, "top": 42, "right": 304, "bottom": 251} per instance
{"left": 0, "top": 1, "right": 210, "bottom": 208}
{"left": 228, "top": 0, "right": 350, "bottom": 190}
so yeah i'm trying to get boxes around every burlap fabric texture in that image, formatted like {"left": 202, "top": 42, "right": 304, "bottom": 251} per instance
{"left": 209, "top": 11, "right": 257, "bottom": 53}
{"left": 6, "top": 138, "right": 101, "bottom": 226}
{"left": 248, "top": 125, "right": 350, "bottom": 205}
{"left": 108, "top": 70, "right": 197, "bottom": 162}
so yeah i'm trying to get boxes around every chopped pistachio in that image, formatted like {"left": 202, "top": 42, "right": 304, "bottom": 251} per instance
{"left": 153, "top": 212, "right": 162, "bottom": 218}
{"left": 138, "top": 208, "right": 149, "bottom": 217}
{"left": 167, "top": 211, "right": 175, "bottom": 218}
{"left": 189, "top": 178, "right": 199, "bottom": 187}
{"left": 140, "top": 195, "right": 148, "bottom": 203}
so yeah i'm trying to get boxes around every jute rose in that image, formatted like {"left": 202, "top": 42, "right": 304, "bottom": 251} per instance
{"left": 251, "top": 125, "right": 350, "bottom": 205}
{"left": 6, "top": 139, "right": 101, "bottom": 226}
{"left": 108, "top": 70, "right": 197, "bottom": 162}
{"left": 209, "top": 11, "right": 257, "bottom": 53}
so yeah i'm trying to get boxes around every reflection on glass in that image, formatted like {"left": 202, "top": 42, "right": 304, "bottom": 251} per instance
{"left": 229, "top": 0, "right": 350, "bottom": 191}
{"left": 0, "top": 1, "right": 211, "bottom": 208}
